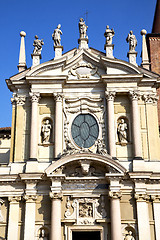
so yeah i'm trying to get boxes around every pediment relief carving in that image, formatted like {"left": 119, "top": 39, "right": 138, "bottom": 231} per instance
{"left": 51, "top": 159, "right": 120, "bottom": 177}
{"left": 68, "top": 62, "right": 100, "bottom": 79}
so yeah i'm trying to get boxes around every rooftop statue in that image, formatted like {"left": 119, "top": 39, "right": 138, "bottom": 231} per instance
{"left": 126, "top": 30, "right": 137, "bottom": 52}
{"left": 52, "top": 24, "right": 62, "bottom": 46}
{"left": 33, "top": 35, "right": 44, "bottom": 55}
{"left": 79, "top": 18, "right": 88, "bottom": 39}
{"left": 104, "top": 25, "right": 115, "bottom": 45}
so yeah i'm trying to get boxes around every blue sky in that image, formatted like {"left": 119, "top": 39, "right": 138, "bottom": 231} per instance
{"left": 0, "top": 0, "right": 157, "bottom": 127}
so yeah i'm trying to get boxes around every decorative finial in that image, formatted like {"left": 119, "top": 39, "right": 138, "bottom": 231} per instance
{"left": 52, "top": 24, "right": 62, "bottom": 47}
{"left": 126, "top": 30, "right": 137, "bottom": 66}
{"left": 18, "top": 31, "right": 27, "bottom": 72}
{"left": 52, "top": 24, "right": 63, "bottom": 59}
{"left": 104, "top": 25, "right": 115, "bottom": 45}
{"left": 104, "top": 25, "right": 115, "bottom": 58}
{"left": 140, "top": 29, "right": 150, "bottom": 70}
{"left": 78, "top": 18, "right": 88, "bottom": 49}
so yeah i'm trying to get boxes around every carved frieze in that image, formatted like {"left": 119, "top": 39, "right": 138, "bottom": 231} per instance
{"left": 68, "top": 62, "right": 100, "bottom": 79}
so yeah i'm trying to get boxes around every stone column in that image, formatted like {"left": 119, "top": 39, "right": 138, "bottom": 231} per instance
{"left": 54, "top": 93, "right": 63, "bottom": 158}
{"left": 50, "top": 192, "right": 62, "bottom": 240}
{"left": 151, "top": 195, "right": 160, "bottom": 240}
{"left": 109, "top": 191, "right": 122, "bottom": 240}
{"left": 23, "top": 195, "right": 37, "bottom": 240}
{"left": 129, "top": 91, "right": 142, "bottom": 159}
{"left": 105, "top": 91, "right": 116, "bottom": 158}
{"left": 7, "top": 196, "right": 21, "bottom": 240}
{"left": 29, "top": 92, "right": 40, "bottom": 160}
{"left": 135, "top": 194, "right": 151, "bottom": 240}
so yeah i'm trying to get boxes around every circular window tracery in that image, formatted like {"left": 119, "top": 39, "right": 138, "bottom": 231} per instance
{"left": 71, "top": 114, "right": 99, "bottom": 148}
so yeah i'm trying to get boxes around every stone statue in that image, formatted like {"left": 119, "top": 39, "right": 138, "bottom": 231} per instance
{"left": 41, "top": 119, "right": 52, "bottom": 143}
{"left": 96, "top": 139, "right": 108, "bottom": 155}
{"left": 52, "top": 24, "right": 62, "bottom": 46}
{"left": 79, "top": 18, "right": 88, "bottom": 39}
{"left": 126, "top": 31, "right": 137, "bottom": 52}
{"left": 33, "top": 35, "right": 44, "bottom": 55}
{"left": 104, "top": 25, "right": 115, "bottom": 45}
{"left": 117, "top": 119, "right": 128, "bottom": 144}
{"left": 124, "top": 231, "right": 135, "bottom": 240}
{"left": 39, "top": 229, "right": 48, "bottom": 240}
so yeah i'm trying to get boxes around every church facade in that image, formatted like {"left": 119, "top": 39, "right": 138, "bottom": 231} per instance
{"left": 0, "top": 4, "right": 160, "bottom": 240}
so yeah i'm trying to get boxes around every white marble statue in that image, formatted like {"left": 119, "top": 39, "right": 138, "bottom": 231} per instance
{"left": 39, "top": 229, "right": 48, "bottom": 240}
{"left": 33, "top": 35, "right": 44, "bottom": 55}
{"left": 117, "top": 118, "right": 128, "bottom": 144}
{"left": 79, "top": 18, "right": 88, "bottom": 39}
{"left": 41, "top": 119, "right": 52, "bottom": 143}
{"left": 52, "top": 24, "right": 62, "bottom": 46}
{"left": 126, "top": 31, "right": 137, "bottom": 52}
{"left": 104, "top": 25, "right": 115, "bottom": 45}
{"left": 124, "top": 231, "right": 135, "bottom": 240}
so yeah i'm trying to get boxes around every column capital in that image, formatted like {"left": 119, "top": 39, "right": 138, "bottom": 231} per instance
{"left": 8, "top": 196, "right": 21, "bottom": 203}
{"left": 151, "top": 195, "right": 160, "bottom": 202}
{"left": 11, "top": 93, "right": 26, "bottom": 106}
{"left": 134, "top": 193, "right": 150, "bottom": 202}
{"left": 29, "top": 92, "right": 40, "bottom": 103}
{"left": 105, "top": 91, "right": 116, "bottom": 101}
{"left": 142, "top": 93, "right": 159, "bottom": 104}
{"left": 129, "top": 90, "right": 140, "bottom": 101}
{"left": 53, "top": 93, "right": 63, "bottom": 102}
{"left": 23, "top": 194, "right": 37, "bottom": 203}
{"left": 109, "top": 191, "right": 122, "bottom": 199}
{"left": 49, "top": 192, "right": 63, "bottom": 200}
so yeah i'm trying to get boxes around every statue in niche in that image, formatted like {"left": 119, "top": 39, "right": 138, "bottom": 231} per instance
{"left": 33, "top": 35, "right": 44, "bottom": 55}
{"left": 52, "top": 24, "right": 62, "bottom": 46}
{"left": 39, "top": 229, "right": 48, "bottom": 240}
{"left": 126, "top": 31, "right": 137, "bottom": 52}
{"left": 124, "top": 231, "right": 135, "bottom": 240}
{"left": 117, "top": 118, "right": 128, "bottom": 144}
{"left": 41, "top": 119, "right": 52, "bottom": 143}
{"left": 104, "top": 25, "right": 115, "bottom": 45}
{"left": 79, "top": 18, "right": 88, "bottom": 39}
{"left": 79, "top": 203, "right": 93, "bottom": 217}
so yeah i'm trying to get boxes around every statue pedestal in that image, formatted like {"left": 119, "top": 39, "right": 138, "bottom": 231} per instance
{"left": 54, "top": 46, "right": 63, "bottom": 59}
{"left": 78, "top": 38, "right": 88, "bottom": 49}
{"left": 127, "top": 51, "right": 137, "bottom": 66}
{"left": 104, "top": 44, "right": 114, "bottom": 58}
{"left": 31, "top": 53, "right": 41, "bottom": 67}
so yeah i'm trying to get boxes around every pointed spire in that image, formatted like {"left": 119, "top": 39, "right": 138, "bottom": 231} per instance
{"left": 152, "top": 0, "right": 160, "bottom": 33}
{"left": 141, "top": 29, "right": 150, "bottom": 70}
{"left": 17, "top": 31, "right": 27, "bottom": 72}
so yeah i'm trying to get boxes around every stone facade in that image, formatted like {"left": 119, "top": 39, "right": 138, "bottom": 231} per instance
{"left": 0, "top": 17, "right": 160, "bottom": 240}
